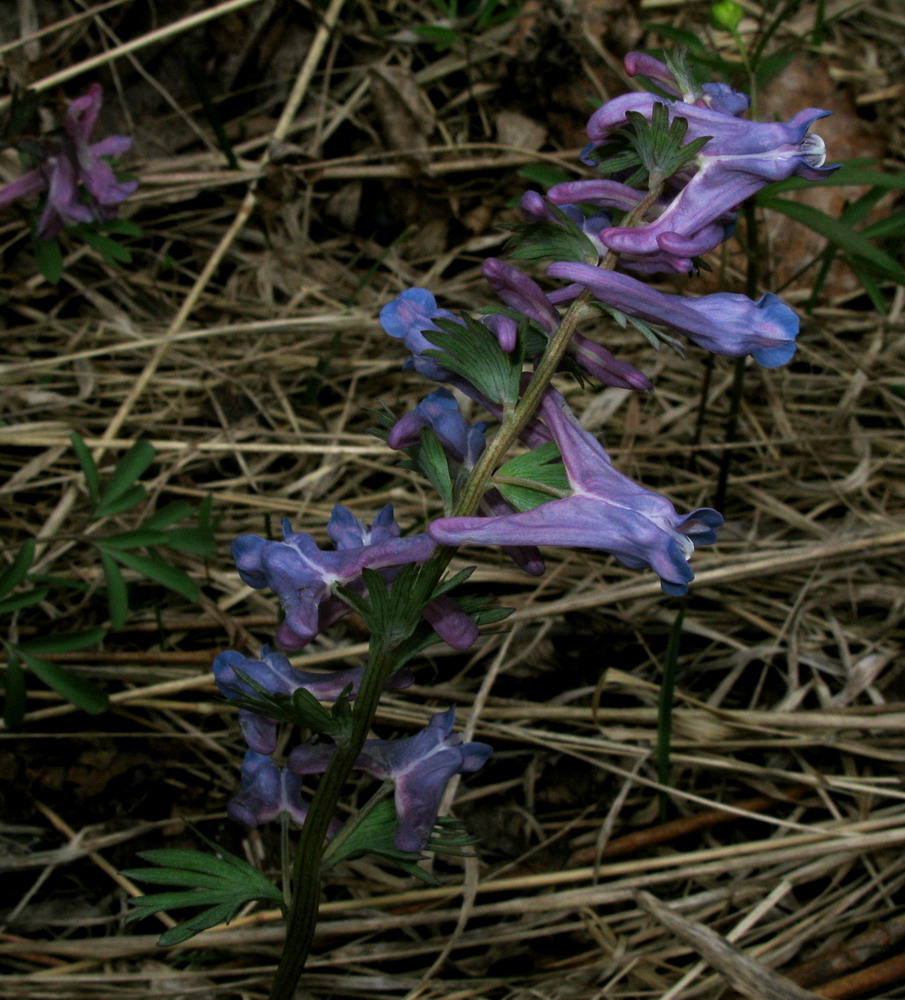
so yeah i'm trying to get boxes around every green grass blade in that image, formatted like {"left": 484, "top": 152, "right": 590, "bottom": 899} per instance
{"left": 2, "top": 650, "right": 26, "bottom": 728}
{"left": 99, "top": 440, "right": 155, "bottom": 508}
{"left": 17, "top": 650, "right": 108, "bottom": 714}
{"left": 0, "top": 539, "right": 35, "bottom": 600}
{"left": 70, "top": 432, "right": 99, "bottom": 502}
{"left": 99, "top": 550, "right": 129, "bottom": 630}
{"left": 759, "top": 196, "right": 905, "bottom": 283}
{"left": 19, "top": 627, "right": 106, "bottom": 655}
{"left": 101, "top": 549, "right": 198, "bottom": 602}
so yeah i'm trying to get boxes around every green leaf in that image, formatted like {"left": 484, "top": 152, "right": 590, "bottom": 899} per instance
{"left": 94, "top": 483, "right": 147, "bottom": 518}
{"left": 505, "top": 212, "right": 599, "bottom": 266}
{"left": 412, "top": 23, "right": 458, "bottom": 49}
{"left": 34, "top": 237, "right": 63, "bottom": 284}
{"left": 758, "top": 195, "right": 905, "bottom": 284}
{"left": 101, "top": 219, "right": 143, "bottom": 237}
{"left": 99, "top": 440, "right": 155, "bottom": 508}
{"left": 101, "top": 529, "right": 170, "bottom": 550}
{"left": 623, "top": 102, "right": 712, "bottom": 186}
{"left": 4, "top": 88, "right": 40, "bottom": 139}
{"left": 80, "top": 228, "right": 132, "bottom": 265}
{"left": 495, "top": 442, "right": 570, "bottom": 512}
{"left": 99, "top": 550, "right": 129, "bottom": 630}
{"left": 643, "top": 22, "right": 706, "bottom": 52}
{"left": 70, "top": 432, "right": 99, "bottom": 502}
{"left": 2, "top": 650, "right": 26, "bottom": 728}
{"left": 19, "top": 627, "right": 105, "bottom": 655}
{"left": 424, "top": 315, "right": 522, "bottom": 406}
{"left": 17, "top": 650, "right": 108, "bottom": 714}
{"left": 0, "top": 589, "right": 49, "bottom": 614}
{"left": 124, "top": 888, "right": 245, "bottom": 911}
{"left": 124, "top": 840, "right": 281, "bottom": 946}
{"left": 156, "top": 902, "right": 241, "bottom": 947}
{"left": 517, "top": 164, "right": 574, "bottom": 188}
{"left": 757, "top": 160, "right": 905, "bottom": 196}
{"left": 222, "top": 667, "right": 346, "bottom": 740}
{"left": 25, "top": 572, "right": 90, "bottom": 592}
{"left": 414, "top": 428, "right": 454, "bottom": 512}
{"left": 0, "top": 539, "right": 35, "bottom": 600}
{"left": 100, "top": 548, "right": 198, "bottom": 601}
{"left": 158, "top": 527, "right": 217, "bottom": 558}
{"left": 321, "top": 798, "right": 438, "bottom": 882}
{"left": 141, "top": 500, "right": 196, "bottom": 530}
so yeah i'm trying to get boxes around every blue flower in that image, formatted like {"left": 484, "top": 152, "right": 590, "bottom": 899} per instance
{"left": 213, "top": 646, "right": 413, "bottom": 754}
{"left": 289, "top": 707, "right": 492, "bottom": 852}
{"left": 232, "top": 506, "right": 435, "bottom": 650}
{"left": 228, "top": 751, "right": 316, "bottom": 829}
{"left": 547, "top": 262, "right": 800, "bottom": 368}
{"left": 387, "top": 388, "right": 489, "bottom": 467}
{"left": 429, "top": 387, "right": 722, "bottom": 596}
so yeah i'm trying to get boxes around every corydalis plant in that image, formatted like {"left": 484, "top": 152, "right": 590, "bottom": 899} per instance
{"left": 125, "top": 50, "right": 835, "bottom": 1000}
{"left": 0, "top": 84, "right": 138, "bottom": 280}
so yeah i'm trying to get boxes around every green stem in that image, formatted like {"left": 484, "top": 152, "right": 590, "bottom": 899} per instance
{"left": 455, "top": 183, "right": 662, "bottom": 521}
{"left": 268, "top": 639, "right": 399, "bottom": 1000}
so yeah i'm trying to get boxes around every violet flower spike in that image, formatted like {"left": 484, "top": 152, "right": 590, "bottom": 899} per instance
{"left": 429, "top": 387, "right": 722, "bottom": 596}
{"left": 289, "top": 707, "right": 492, "bottom": 852}
{"left": 548, "top": 262, "right": 799, "bottom": 368}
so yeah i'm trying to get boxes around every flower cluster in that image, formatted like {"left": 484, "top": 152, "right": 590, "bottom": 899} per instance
{"left": 380, "top": 50, "right": 836, "bottom": 591}
{"left": 216, "top": 506, "right": 491, "bottom": 851}
{"left": 0, "top": 84, "right": 137, "bottom": 238}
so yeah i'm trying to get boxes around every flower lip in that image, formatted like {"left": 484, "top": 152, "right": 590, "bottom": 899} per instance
{"left": 798, "top": 133, "right": 827, "bottom": 168}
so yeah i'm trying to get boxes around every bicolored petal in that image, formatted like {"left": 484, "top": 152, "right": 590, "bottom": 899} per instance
{"left": 429, "top": 388, "right": 722, "bottom": 596}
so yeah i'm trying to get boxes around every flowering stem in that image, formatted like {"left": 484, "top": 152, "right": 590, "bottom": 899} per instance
{"left": 268, "top": 179, "right": 661, "bottom": 999}
{"left": 453, "top": 183, "right": 659, "bottom": 520}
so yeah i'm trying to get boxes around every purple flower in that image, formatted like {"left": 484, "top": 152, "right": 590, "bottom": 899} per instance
{"left": 387, "top": 388, "right": 488, "bottom": 467}
{"left": 380, "top": 288, "right": 462, "bottom": 382}
{"left": 0, "top": 84, "right": 137, "bottom": 238}
{"left": 228, "top": 751, "right": 315, "bottom": 829}
{"left": 623, "top": 51, "right": 750, "bottom": 116}
{"left": 232, "top": 505, "right": 435, "bottom": 650}
{"left": 233, "top": 506, "right": 479, "bottom": 651}
{"left": 583, "top": 92, "right": 838, "bottom": 259}
{"left": 213, "top": 646, "right": 413, "bottom": 754}
{"left": 482, "top": 258, "right": 653, "bottom": 391}
{"left": 289, "top": 707, "right": 492, "bottom": 852}
{"left": 547, "top": 262, "right": 799, "bottom": 368}
{"left": 429, "top": 387, "right": 722, "bottom": 596}
{"left": 543, "top": 180, "right": 725, "bottom": 269}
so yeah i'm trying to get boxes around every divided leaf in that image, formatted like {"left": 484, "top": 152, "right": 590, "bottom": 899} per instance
{"left": 123, "top": 842, "right": 282, "bottom": 947}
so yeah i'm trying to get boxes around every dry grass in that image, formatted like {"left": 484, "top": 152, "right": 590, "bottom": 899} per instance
{"left": 1, "top": 0, "right": 904, "bottom": 998}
